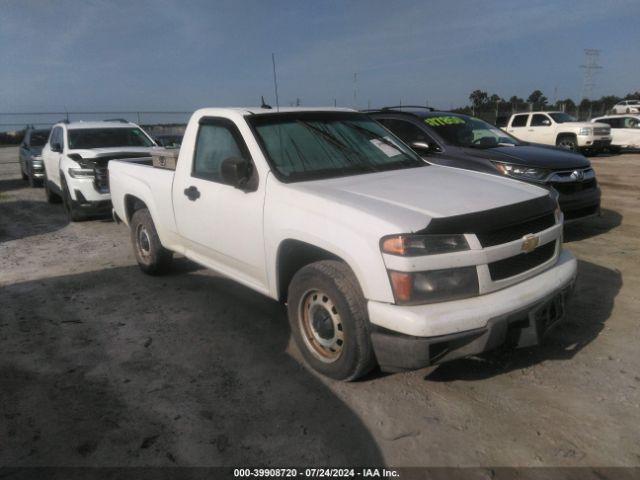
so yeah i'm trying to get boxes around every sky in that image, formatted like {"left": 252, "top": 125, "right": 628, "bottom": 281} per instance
{"left": 1, "top": 0, "right": 639, "bottom": 115}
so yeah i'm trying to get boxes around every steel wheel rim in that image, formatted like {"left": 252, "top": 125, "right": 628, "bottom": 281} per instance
{"left": 298, "top": 289, "right": 344, "bottom": 363}
{"left": 136, "top": 224, "right": 152, "bottom": 259}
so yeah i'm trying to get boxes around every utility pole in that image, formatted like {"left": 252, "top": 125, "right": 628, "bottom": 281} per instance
{"left": 580, "top": 49, "right": 602, "bottom": 100}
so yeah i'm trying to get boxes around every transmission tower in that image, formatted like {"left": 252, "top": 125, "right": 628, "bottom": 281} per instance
{"left": 580, "top": 49, "right": 602, "bottom": 100}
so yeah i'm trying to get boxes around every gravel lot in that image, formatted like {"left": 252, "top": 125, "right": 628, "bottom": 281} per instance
{"left": 1, "top": 145, "right": 639, "bottom": 468}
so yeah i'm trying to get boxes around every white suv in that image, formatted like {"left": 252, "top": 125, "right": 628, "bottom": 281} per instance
{"left": 42, "top": 120, "right": 156, "bottom": 221}
{"left": 611, "top": 100, "right": 640, "bottom": 114}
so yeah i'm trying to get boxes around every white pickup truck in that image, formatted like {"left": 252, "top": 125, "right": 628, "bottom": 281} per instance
{"left": 503, "top": 111, "right": 612, "bottom": 154}
{"left": 109, "top": 107, "right": 577, "bottom": 380}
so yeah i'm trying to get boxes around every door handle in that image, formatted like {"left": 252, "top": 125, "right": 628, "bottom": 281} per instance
{"left": 528, "top": 129, "right": 534, "bottom": 132}
{"left": 184, "top": 185, "right": 200, "bottom": 201}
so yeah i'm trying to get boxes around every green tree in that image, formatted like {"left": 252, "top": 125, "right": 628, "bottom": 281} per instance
{"left": 527, "top": 90, "right": 548, "bottom": 107}
{"left": 469, "top": 90, "right": 489, "bottom": 108}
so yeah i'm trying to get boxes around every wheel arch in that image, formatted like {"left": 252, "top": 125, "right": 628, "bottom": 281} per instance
{"left": 275, "top": 239, "right": 357, "bottom": 303}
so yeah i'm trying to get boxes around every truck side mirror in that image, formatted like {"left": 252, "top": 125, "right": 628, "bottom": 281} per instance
{"left": 221, "top": 157, "right": 252, "bottom": 190}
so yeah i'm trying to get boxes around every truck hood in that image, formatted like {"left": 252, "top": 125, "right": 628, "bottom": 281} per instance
{"left": 557, "top": 121, "right": 607, "bottom": 129}
{"left": 295, "top": 165, "right": 550, "bottom": 220}
{"left": 459, "top": 144, "right": 590, "bottom": 170}
{"left": 68, "top": 147, "right": 154, "bottom": 158}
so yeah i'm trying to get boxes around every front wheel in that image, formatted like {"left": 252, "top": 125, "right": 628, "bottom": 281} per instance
{"left": 130, "top": 208, "right": 173, "bottom": 275}
{"left": 556, "top": 135, "right": 578, "bottom": 152}
{"left": 61, "top": 179, "right": 85, "bottom": 222}
{"left": 43, "top": 173, "right": 62, "bottom": 203}
{"left": 287, "top": 260, "right": 375, "bottom": 381}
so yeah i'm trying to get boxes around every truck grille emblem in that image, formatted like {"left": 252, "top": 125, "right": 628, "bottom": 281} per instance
{"left": 521, "top": 234, "right": 539, "bottom": 253}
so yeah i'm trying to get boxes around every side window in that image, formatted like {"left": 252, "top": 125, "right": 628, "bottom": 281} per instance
{"left": 378, "top": 119, "right": 437, "bottom": 147}
{"left": 511, "top": 114, "right": 528, "bottom": 127}
{"left": 624, "top": 117, "right": 639, "bottom": 128}
{"left": 531, "top": 114, "right": 551, "bottom": 127}
{"left": 193, "top": 120, "right": 249, "bottom": 183}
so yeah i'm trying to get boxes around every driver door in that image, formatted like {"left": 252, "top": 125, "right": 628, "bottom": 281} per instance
{"left": 172, "top": 117, "right": 268, "bottom": 291}
{"left": 528, "top": 114, "right": 555, "bottom": 144}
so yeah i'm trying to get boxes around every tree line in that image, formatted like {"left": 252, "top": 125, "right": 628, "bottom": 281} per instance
{"left": 457, "top": 89, "right": 640, "bottom": 119}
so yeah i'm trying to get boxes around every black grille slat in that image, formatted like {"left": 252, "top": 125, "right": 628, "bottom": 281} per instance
{"left": 488, "top": 242, "right": 556, "bottom": 281}
{"left": 476, "top": 213, "right": 555, "bottom": 248}
{"left": 552, "top": 178, "right": 597, "bottom": 195}
{"left": 94, "top": 167, "right": 109, "bottom": 193}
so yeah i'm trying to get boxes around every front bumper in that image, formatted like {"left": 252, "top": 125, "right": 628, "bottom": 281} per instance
{"left": 70, "top": 189, "right": 112, "bottom": 215}
{"left": 557, "top": 185, "right": 601, "bottom": 222}
{"left": 578, "top": 137, "right": 611, "bottom": 149}
{"left": 368, "top": 250, "right": 577, "bottom": 371}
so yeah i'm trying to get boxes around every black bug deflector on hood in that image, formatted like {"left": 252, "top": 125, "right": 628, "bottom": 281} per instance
{"left": 419, "top": 195, "right": 557, "bottom": 242}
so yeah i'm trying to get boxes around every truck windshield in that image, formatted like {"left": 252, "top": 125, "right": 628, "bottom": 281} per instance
{"left": 249, "top": 112, "right": 425, "bottom": 181}
{"left": 423, "top": 114, "right": 520, "bottom": 149}
{"left": 548, "top": 113, "right": 576, "bottom": 123}
{"left": 68, "top": 128, "right": 154, "bottom": 149}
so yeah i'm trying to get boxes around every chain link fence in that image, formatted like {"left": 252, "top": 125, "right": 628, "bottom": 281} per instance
{"left": 0, "top": 111, "right": 192, "bottom": 145}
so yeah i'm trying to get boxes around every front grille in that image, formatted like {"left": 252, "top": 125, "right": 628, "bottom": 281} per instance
{"left": 476, "top": 213, "right": 555, "bottom": 247}
{"left": 94, "top": 167, "right": 109, "bottom": 193}
{"left": 593, "top": 127, "right": 610, "bottom": 136}
{"left": 488, "top": 242, "right": 556, "bottom": 281}
{"left": 552, "top": 178, "right": 597, "bottom": 195}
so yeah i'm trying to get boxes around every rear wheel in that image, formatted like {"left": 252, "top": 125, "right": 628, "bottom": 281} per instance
{"left": 556, "top": 134, "right": 578, "bottom": 152}
{"left": 130, "top": 208, "right": 173, "bottom": 275}
{"left": 287, "top": 260, "right": 375, "bottom": 381}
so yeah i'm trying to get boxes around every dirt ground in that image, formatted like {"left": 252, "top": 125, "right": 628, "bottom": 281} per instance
{"left": 1, "top": 145, "right": 639, "bottom": 468}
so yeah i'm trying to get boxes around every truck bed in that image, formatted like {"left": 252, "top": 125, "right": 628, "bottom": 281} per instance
{"left": 108, "top": 159, "right": 178, "bottom": 236}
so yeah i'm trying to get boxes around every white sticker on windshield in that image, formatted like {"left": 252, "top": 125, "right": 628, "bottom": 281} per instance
{"left": 370, "top": 138, "right": 401, "bottom": 157}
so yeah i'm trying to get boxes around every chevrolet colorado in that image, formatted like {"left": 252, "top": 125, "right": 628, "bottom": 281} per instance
{"left": 109, "top": 108, "right": 577, "bottom": 381}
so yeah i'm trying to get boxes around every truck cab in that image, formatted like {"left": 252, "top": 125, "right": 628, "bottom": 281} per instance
{"left": 109, "top": 108, "right": 577, "bottom": 381}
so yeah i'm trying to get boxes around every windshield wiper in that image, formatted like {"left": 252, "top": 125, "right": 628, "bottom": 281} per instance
{"left": 296, "top": 120, "right": 379, "bottom": 172}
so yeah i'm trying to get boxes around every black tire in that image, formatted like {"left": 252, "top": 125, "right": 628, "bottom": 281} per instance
{"left": 556, "top": 134, "right": 578, "bottom": 152}
{"left": 608, "top": 146, "right": 622, "bottom": 155}
{"left": 130, "top": 208, "right": 173, "bottom": 275}
{"left": 43, "top": 172, "right": 62, "bottom": 203}
{"left": 61, "top": 178, "right": 85, "bottom": 222}
{"left": 287, "top": 260, "right": 375, "bottom": 381}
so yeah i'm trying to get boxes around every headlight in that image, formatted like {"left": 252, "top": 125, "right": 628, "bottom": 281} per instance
{"left": 578, "top": 127, "right": 592, "bottom": 136}
{"left": 388, "top": 267, "right": 479, "bottom": 305}
{"left": 68, "top": 167, "right": 95, "bottom": 178}
{"left": 381, "top": 234, "right": 469, "bottom": 256}
{"left": 492, "top": 162, "right": 549, "bottom": 181}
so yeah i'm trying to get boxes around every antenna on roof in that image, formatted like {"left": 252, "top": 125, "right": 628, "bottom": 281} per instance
{"left": 261, "top": 96, "right": 272, "bottom": 109}
{"left": 272, "top": 53, "right": 280, "bottom": 112}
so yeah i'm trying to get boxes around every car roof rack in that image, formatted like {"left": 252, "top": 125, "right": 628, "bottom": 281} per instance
{"left": 381, "top": 105, "right": 436, "bottom": 111}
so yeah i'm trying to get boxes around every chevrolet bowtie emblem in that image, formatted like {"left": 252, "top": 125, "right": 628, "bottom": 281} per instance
{"left": 521, "top": 234, "right": 539, "bottom": 253}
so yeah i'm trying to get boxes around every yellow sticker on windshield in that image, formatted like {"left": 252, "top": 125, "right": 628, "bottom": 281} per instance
{"left": 424, "top": 116, "right": 466, "bottom": 127}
